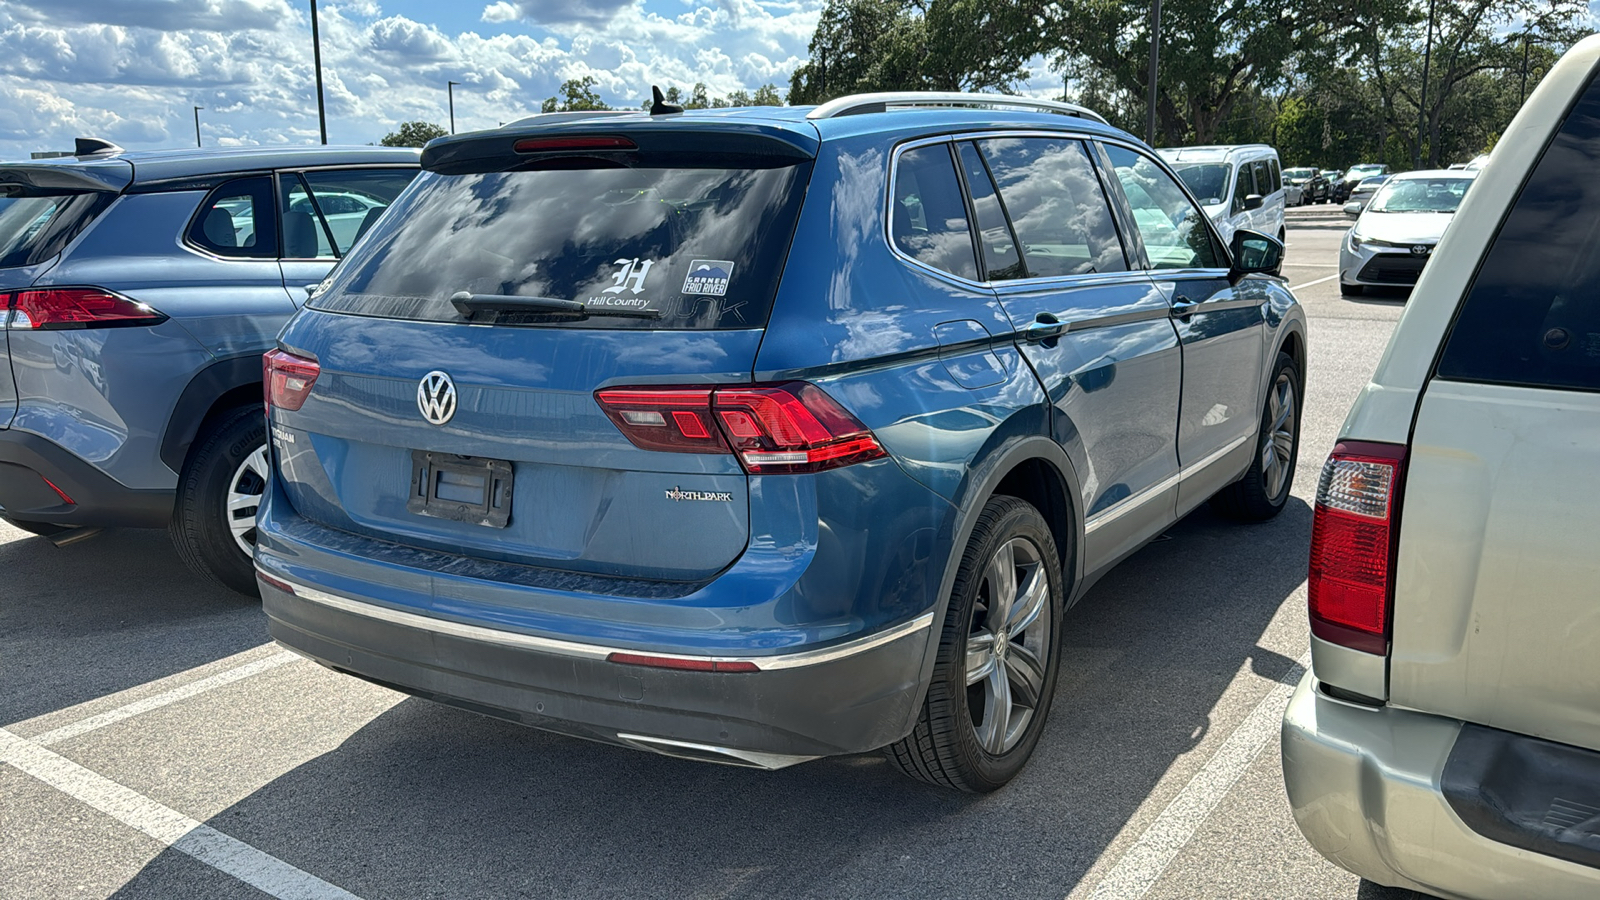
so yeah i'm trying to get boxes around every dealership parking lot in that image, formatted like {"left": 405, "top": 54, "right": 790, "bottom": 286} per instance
{"left": 0, "top": 205, "right": 1425, "bottom": 900}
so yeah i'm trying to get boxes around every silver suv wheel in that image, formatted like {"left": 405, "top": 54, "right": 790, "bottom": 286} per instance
{"left": 966, "top": 536, "right": 1052, "bottom": 754}
{"left": 225, "top": 443, "right": 269, "bottom": 557}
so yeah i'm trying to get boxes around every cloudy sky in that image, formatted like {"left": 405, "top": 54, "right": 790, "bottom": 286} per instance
{"left": 0, "top": 0, "right": 862, "bottom": 158}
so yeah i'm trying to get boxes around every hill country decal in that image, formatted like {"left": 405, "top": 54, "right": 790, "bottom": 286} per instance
{"left": 682, "top": 260, "right": 735, "bottom": 297}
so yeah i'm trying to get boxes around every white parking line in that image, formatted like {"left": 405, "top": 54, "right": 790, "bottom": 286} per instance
{"left": 30, "top": 650, "right": 300, "bottom": 746}
{"left": 1289, "top": 274, "right": 1338, "bottom": 291}
{"left": 0, "top": 728, "right": 364, "bottom": 900}
{"left": 1080, "top": 653, "right": 1309, "bottom": 900}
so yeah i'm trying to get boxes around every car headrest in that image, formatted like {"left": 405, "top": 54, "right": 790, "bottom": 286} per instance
{"left": 202, "top": 208, "right": 237, "bottom": 248}
{"left": 282, "top": 210, "right": 321, "bottom": 258}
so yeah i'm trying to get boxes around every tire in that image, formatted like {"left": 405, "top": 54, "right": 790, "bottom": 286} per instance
{"left": 886, "top": 495, "right": 1064, "bottom": 792}
{"left": 1212, "top": 352, "right": 1301, "bottom": 522}
{"left": 1340, "top": 280, "right": 1364, "bottom": 296}
{"left": 169, "top": 404, "right": 267, "bottom": 596}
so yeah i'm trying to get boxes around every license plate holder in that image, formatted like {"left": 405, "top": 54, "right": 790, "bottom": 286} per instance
{"left": 408, "top": 451, "right": 513, "bottom": 528}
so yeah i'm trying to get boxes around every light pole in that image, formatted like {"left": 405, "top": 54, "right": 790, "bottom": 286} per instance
{"left": 193, "top": 106, "right": 203, "bottom": 148}
{"left": 448, "top": 81, "right": 460, "bottom": 134}
{"left": 1416, "top": 0, "right": 1437, "bottom": 168}
{"left": 310, "top": 0, "right": 328, "bottom": 144}
{"left": 1146, "top": 0, "right": 1161, "bottom": 145}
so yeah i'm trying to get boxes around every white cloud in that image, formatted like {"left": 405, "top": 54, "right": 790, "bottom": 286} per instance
{"left": 481, "top": 3, "right": 519, "bottom": 24}
{"left": 0, "top": 0, "right": 824, "bottom": 158}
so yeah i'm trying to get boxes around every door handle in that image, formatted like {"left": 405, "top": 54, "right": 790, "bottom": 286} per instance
{"left": 1023, "top": 313, "right": 1066, "bottom": 343}
{"left": 1170, "top": 298, "right": 1202, "bottom": 320}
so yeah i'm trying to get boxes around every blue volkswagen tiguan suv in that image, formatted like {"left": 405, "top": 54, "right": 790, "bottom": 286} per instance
{"left": 0, "top": 140, "right": 417, "bottom": 594}
{"left": 255, "top": 93, "right": 1307, "bottom": 790}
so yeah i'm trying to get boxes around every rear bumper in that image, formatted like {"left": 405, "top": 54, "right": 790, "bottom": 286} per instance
{"left": 1281, "top": 673, "right": 1600, "bottom": 899}
{"left": 260, "top": 573, "right": 932, "bottom": 764}
{"left": 0, "top": 429, "right": 171, "bottom": 528}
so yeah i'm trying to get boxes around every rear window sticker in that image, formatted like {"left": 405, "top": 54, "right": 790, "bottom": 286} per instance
{"left": 682, "top": 260, "right": 735, "bottom": 297}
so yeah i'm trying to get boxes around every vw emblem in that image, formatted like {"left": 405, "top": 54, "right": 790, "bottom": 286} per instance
{"left": 1410, "top": 244, "right": 1431, "bottom": 257}
{"left": 417, "top": 371, "right": 457, "bottom": 425}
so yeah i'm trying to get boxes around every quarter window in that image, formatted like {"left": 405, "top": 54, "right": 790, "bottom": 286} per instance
{"left": 280, "top": 168, "right": 417, "bottom": 259}
{"left": 1437, "top": 73, "right": 1600, "bottom": 392}
{"left": 1103, "top": 145, "right": 1223, "bottom": 270}
{"left": 974, "top": 137, "right": 1126, "bottom": 278}
{"left": 188, "top": 177, "right": 277, "bottom": 259}
{"left": 890, "top": 144, "right": 979, "bottom": 281}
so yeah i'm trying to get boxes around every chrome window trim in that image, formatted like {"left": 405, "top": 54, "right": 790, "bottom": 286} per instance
{"left": 261, "top": 570, "right": 934, "bottom": 671}
{"left": 885, "top": 129, "right": 1147, "bottom": 293}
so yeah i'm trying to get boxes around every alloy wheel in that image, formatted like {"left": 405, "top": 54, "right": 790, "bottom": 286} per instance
{"left": 224, "top": 443, "right": 269, "bottom": 557}
{"left": 1261, "top": 372, "right": 1297, "bottom": 500}
{"left": 965, "top": 536, "right": 1052, "bottom": 755}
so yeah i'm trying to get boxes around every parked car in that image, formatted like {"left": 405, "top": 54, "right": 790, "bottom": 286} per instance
{"left": 1339, "top": 170, "right": 1475, "bottom": 296}
{"left": 1281, "top": 167, "right": 1322, "bottom": 205}
{"left": 1284, "top": 33, "right": 1600, "bottom": 899}
{"left": 1340, "top": 174, "right": 1391, "bottom": 214}
{"left": 253, "top": 92, "right": 1306, "bottom": 791}
{"left": 1332, "top": 163, "right": 1389, "bottom": 202}
{"left": 0, "top": 141, "right": 419, "bottom": 593}
{"left": 1158, "top": 144, "right": 1286, "bottom": 244}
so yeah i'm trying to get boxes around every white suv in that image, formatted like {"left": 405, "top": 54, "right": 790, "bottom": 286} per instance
{"left": 1158, "top": 144, "right": 1286, "bottom": 245}
{"left": 1283, "top": 35, "right": 1600, "bottom": 899}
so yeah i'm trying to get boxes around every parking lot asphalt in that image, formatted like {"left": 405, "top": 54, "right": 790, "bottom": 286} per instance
{"left": 0, "top": 203, "right": 1428, "bottom": 900}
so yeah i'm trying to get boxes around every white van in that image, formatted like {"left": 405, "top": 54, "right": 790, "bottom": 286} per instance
{"left": 1157, "top": 144, "right": 1286, "bottom": 245}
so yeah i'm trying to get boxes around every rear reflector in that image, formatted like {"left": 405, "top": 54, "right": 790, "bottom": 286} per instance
{"left": 595, "top": 382, "right": 887, "bottom": 474}
{"left": 40, "top": 475, "right": 74, "bottom": 506}
{"left": 257, "top": 571, "right": 297, "bottom": 596}
{"left": 1308, "top": 440, "right": 1407, "bottom": 656}
{"left": 607, "top": 652, "right": 759, "bottom": 673}
{"left": 514, "top": 136, "right": 637, "bottom": 153}
{"left": 9, "top": 288, "right": 166, "bottom": 330}
{"left": 263, "top": 349, "right": 321, "bottom": 411}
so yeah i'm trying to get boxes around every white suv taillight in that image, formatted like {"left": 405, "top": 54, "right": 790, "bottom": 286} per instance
{"left": 1308, "top": 440, "right": 1407, "bottom": 656}
{"left": 263, "top": 349, "right": 320, "bottom": 411}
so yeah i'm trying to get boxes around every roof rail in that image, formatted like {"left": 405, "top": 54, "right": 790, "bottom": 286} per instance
{"left": 807, "top": 92, "right": 1108, "bottom": 125}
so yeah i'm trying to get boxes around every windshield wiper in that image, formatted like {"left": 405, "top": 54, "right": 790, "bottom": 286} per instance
{"left": 449, "top": 292, "right": 663, "bottom": 320}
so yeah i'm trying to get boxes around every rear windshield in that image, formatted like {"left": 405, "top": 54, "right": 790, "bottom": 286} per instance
{"left": 310, "top": 161, "right": 811, "bottom": 330}
{"left": 0, "top": 191, "right": 110, "bottom": 268}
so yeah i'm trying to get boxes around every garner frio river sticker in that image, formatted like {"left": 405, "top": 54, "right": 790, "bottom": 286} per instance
{"left": 682, "top": 260, "right": 735, "bottom": 296}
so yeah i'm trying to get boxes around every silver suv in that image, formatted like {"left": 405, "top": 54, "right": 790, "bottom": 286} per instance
{"left": 1283, "top": 35, "right": 1600, "bottom": 898}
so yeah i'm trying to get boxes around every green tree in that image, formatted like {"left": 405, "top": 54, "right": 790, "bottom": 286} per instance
{"left": 379, "top": 121, "right": 447, "bottom": 147}
{"left": 541, "top": 76, "right": 611, "bottom": 113}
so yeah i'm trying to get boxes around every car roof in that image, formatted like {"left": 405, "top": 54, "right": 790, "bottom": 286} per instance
{"left": 1157, "top": 144, "right": 1276, "bottom": 163}
{"left": 1389, "top": 168, "right": 1478, "bottom": 180}
{"left": 2, "top": 144, "right": 419, "bottom": 188}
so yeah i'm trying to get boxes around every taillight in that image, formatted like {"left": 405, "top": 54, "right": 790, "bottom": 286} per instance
{"left": 595, "top": 382, "right": 887, "bottom": 474}
{"left": 9, "top": 288, "right": 166, "bottom": 330}
{"left": 1307, "top": 440, "right": 1407, "bottom": 656}
{"left": 263, "top": 349, "right": 320, "bottom": 411}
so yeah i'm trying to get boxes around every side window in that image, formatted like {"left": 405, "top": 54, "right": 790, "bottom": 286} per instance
{"left": 300, "top": 168, "right": 417, "bottom": 257}
{"left": 975, "top": 137, "right": 1126, "bottom": 278}
{"left": 188, "top": 177, "right": 277, "bottom": 258}
{"left": 957, "top": 142, "right": 1025, "bottom": 281}
{"left": 1232, "top": 163, "right": 1255, "bottom": 211}
{"left": 279, "top": 176, "right": 334, "bottom": 259}
{"left": 1268, "top": 158, "right": 1282, "bottom": 194}
{"left": 1103, "top": 144, "right": 1224, "bottom": 271}
{"left": 890, "top": 144, "right": 979, "bottom": 281}
{"left": 1252, "top": 160, "right": 1273, "bottom": 197}
{"left": 1437, "top": 75, "right": 1600, "bottom": 393}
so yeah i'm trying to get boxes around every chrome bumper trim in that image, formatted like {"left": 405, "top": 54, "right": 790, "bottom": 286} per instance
{"left": 258, "top": 569, "right": 934, "bottom": 672}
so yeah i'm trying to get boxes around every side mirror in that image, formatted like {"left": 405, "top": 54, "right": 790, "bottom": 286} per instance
{"left": 1242, "top": 194, "right": 1265, "bottom": 211}
{"left": 1229, "top": 229, "right": 1283, "bottom": 284}
{"left": 1343, "top": 202, "right": 1361, "bottom": 218}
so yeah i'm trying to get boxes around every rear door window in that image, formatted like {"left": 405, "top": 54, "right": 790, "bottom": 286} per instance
{"left": 189, "top": 176, "right": 277, "bottom": 258}
{"left": 1437, "top": 74, "right": 1600, "bottom": 392}
{"left": 974, "top": 137, "right": 1127, "bottom": 278}
{"left": 890, "top": 144, "right": 979, "bottom": 281}
{"left": 956, "top": 143, "right": 1025, "bottom": 281}
{"left": 312, "top": 161, "right": 810, "bottom": 330}
{"left": 281, "top": 168, "right": 416, "bottom": 259}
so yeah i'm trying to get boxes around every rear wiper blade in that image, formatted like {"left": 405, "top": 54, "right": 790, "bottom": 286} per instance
{"left": 449, "top": 292, "right": 663, "bottom": 320}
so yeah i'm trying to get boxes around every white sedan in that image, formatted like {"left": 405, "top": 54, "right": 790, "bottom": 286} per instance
{"left": 1339, "top": 170, "right": 1477, "bottom": 296}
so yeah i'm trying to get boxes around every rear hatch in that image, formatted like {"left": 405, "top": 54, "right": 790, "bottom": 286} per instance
{"left": 0, "top": 159, "right": 128, "bottom": 428}
{"left": 273, "top": 118, "right": 815, "bottom": 583}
